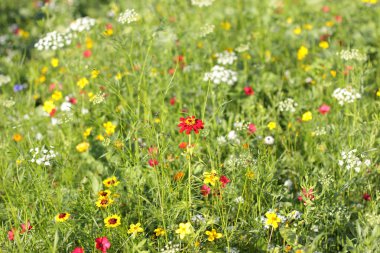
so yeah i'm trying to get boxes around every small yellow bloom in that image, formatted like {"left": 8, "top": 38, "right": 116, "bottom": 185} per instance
{"left": 286, "top": 17, "right": 293, "bottom": 24}
{"left": 51, "top": 90, "right": 62, "bottom": 101}
{"left": 103, "top": 176, "right": 120, "bottom": 188}
{"left": 205, "top": 228, "right": 223, "bottom": 241}
{"left": 104, "top": 29, "right": 113, "bottom": 36}
{"left": 330, "top": 70, "right": 337, "bottom": 78}
{"left": 96, "top": 197, "right": 114, "bottom": 208}
{"left": 12, "top": 133, "right": 23, "bottom": 142}
{"left": 115, "top": 72, "right": 123, "bottom": 80}
{"left": 103, "top": 121, "right": 116, "bottom": 136}
{"left": 319, "top": 41, "right": 329, "bottom": 49}
{"left": 203, "top": 170, "right": 219, "bottom": 186}
{"left": 83, "top": 127, "right": 92, "bottom": 138}
{"left": 96, "top": 134, "right": 105, "bottom": 141}
{"left": 154, "top": 227, "right": 166, "bottom": 237}
{"left": 51, "top": 58, "right": 59, "bottom": 68}
{"left": 41, "top": 66, "right": 48, "bottom": 74}
{"left": 267, "top": 122, "right": 276, "bottom": 130}
{"left": 246, "top": 171, "right": 255, "bottom": 180}
{"left": 154, "top": 118, "right": 161, "bottom": 123}
{"left": 104, "top": 214, "right": 121, "bottom": 228}
{"left": 39, "top": 75, "right": 46, "bottom": 83}
{"left": 265, "top": 212, "right": 281, "bottom": 229}
{"left": 128, "top": 223, "right": 144, "bottom": 235}
{"left": 297, "top": 46, "right": 308, "bottom": 61}
{"left": 43, "top": 100, "right": 55, "bottom": 113}
{"left": 376, "top": 89, "right": 380, "bottom": 97}
{"left": 302, "top": 111, "right": 312, "bottom": 122}
{"left": 175, "top": 222, "right": 193, "bottom": 239}
{"left": 91, "top": 69, "right": 100, "bottom": 79}
{"left": 221, "top": 21, "right": 231, "bottom": 31}
{"left": 98, "top": 190, "right": 111, "bottom": 198}
{"left": 325, "top": 21, "right": 334, "bottom": 27}
{"left": 303, "top": 24, "right": 313, "bottom": 30}
{"left": 197, "top": 41, "right": 204, "bottom": 48}
{"left": 77, "top": 77, "right": 89, "bottom": 89}
{"left": 76, "top": 142, "right": 90, "bottom": 153}
{"left": 293, "top": 27, "right": 302, "bottom": 35}
{"left": 85, "top": 37, "right": 93, "bottom": 49}
{"left": 55, "top": 212, "right": 70, "bottom": 222}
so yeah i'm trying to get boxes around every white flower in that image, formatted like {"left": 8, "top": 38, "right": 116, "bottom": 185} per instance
{"left": 217, "top": 136, "right": 227, "bottom": 145}
{"left": 69, "top": 17, "right": 96, "bottom": 32}
{"left": 191, "top": 0, "right": 215, "bottom": 7}
{"left": 30, "top": 146, "right": 57, "bottom": 166}
{"left": 235, "top": 44, "right": 249, "bottom": 53}
{"left": 34, "top": 31, "right": 73, "bottom": 51}
{"left": 338, "top": 149, "right": 371, "bottom": 173}
{"left": 264, "top": 136, "right": 274, "bottom": 145}
{"left": 203, "top": 65, "right": 237, "bottom": 86}
{"left": 337, "top": 49, "right": 366, "bottom": 61}
{"left": 278, "top": 98, "right": 298, "bottom": 113}
{"left": 234, "top": 196, "right": 244, "bottom": 204}
{"left": 216, "top": 51, "right": 237, "bottom": 65}
{"left": 284, "top": 179, "right": 293, "bottom": 189}
{"left": 227, "top": 130, "right": 238, "bottom": 141}
{"left": 332, "top": 87, "right": 361, "bottom": 105}
{"left": 0, "top": 74, "right": 11, "bottom": 86}
{"left": 60, "top": 102, "right": 72, "bottom": 112}
{"left": 199, "top": 24, "right": 215, "bottom": 37}
{"left": 117, "top": 9, "right": 139, "bottom": 24}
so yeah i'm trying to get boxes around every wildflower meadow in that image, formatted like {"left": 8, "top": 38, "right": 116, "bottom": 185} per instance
{"left": 1, "top": 0, "right": 380, "bottom": 252}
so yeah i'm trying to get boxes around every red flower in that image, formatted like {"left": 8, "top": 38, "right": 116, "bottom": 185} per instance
{"left": 247, "top": 123, "right": 257, "bottom": 134}
{"left": 319, "top": 104, "right": 331, "bottom": 115}
{"left": 106, "top": 23, "right": 113, "bottom": 30}
{"left": 20, "top": 222, "right": 32, "bottom": 234}
{"left": 170, "top": 97, "right": 176, "bottom": 106}
{"left": 148, "top": 146, "right": 158, "bottom": 156}
{"left": 201, "top": 184, "right": 211, "bottom": 196}
{"left": 69, "top": 97, "right": 77, "bottom": 104}
{"left": 335, "top": 15, "right": 343, "bottom": 23}
{"left": 49, "top": 108, "right": 57, "bottom": 117}
{"left": 72, "top": 247, "right": 85, "bottom": 253}
{"left": 83, "top": 50, "right": 92, "bottom": 58}
{"left": 244, "top": 86, "right": 254, "bottom": 96}
{"left": 298, "top": 188, "right": 315, "bottom": 205}
{"left": 95, "top": 237, "right": 111, "bottom": 253}
{"left": 363, "top": 193, "right": 371, "bottom": 201}
{"left": 220, "top": 175, "right": 230, "bottom": 188}
{"left": 148, "top": 159, "right": 159, "bottom": 167}
{"left": 321, "top": 6, "right": 330, "bottom": 13}
{"left": 179, "top": 142, "right": 187, "bottom": 149}
{"left": 8, "top": 229, "right": 15, "bottom": 241}
{"left": 168, "top": 68, "right": 176, "bottom": 75}
{"left": 178, "top": 116, "right": 204, "bottom": 135}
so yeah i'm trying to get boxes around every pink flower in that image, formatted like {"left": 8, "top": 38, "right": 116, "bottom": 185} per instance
{"left": 247, "top": 123, "right": 257, "bottom": 134}
{"left": 363, "top": 193, "right": 371, "bottom": 201}
{"left": 319, "top": 104, "right": 331, "bottom": 115}
{"left": 201, "top": 184, "right": 211, "bottom": 196}
{"left": 298, "top": 188, "right": 315, "bottom": 205}
{"left": 72, "top": 247, "right": 85, "bottom": 253}
{"left": 20, "top": 222, "right": 32, "bottom": 234}
{"left": 8, "top": 229, "right": 15, "bottom": 241}
{"left": 95, "top": 237, "right": 111, "bottom": 253}
{"left": 220, "top": 175, "right": 230, "bottom": 188}
{"left": 83, "top": 50, "right": 92, "bottom": 58}
{"left": 244, "top": 86, "right": 254, "bottom": 96}
{"left": 148, "top": 159, "right": 159, "bottom": 167}
{"left": 321, "top": 6, "right": 330, "bottom": 13}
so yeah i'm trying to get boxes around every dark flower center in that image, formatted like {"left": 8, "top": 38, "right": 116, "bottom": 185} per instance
{"left": 59, "top": 213, "right": 67, "bottom": 219}
{"left": 108, "top": 218, "right": 118, "bottom": 224}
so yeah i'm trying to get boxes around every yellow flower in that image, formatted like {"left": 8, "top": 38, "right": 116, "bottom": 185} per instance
{"left": 43, "top": 100, "right": 55, "bottom": 113}
{"left": 103, "top": 121, "right": 116, "bottom": 136}
{"left": 91, "top": 69, "right": 100, "bottom": 79}
{"left": 319, "top": 41, "right": 329, "bottom": 49}
{"left": 51, "top": 90, "right": 62, "bottom": 101}
{"left": 246, "top": 171, "right": 255, "bottom": 180}
{"left": 96, "top": 134, "right": 105, "bottom": 141}
{"left": 103, "top": 176, "right": 120, "bottom": 188}
{"left": 286, "top": 17, "right": 293, "bottom": 24}
{"left": 104, "top": 214, "right": 121, "bottom": 228}
{"left": 267, "top": 121, "right": 276, "bottom": 130}
{"left": 128, "top": 223, "right": 144, "bottom": 235}
{"left": 41, "top": 66, "right": 48, "bottom": 74}
{"left": 115, "top": 72, "right": 123, "bottom": 80}
{"left": 175, "top": 222, "right": 193, "bottom": 239}
{"left": 325, "top": 21, "right": 334, "bottom": 27}
{"left": 203, "top": 170, "right": 219, "bottom": 186}
{"left": 85, "top": 37, "right": 93, "bottom": 49}
{"left": 55, "top": 212, "right": 70, "bottom": 222}
{"left": 77, "top": 77, "right": 89, "bottom": 89}
{"left": 293, "top": 27, "right": 302, "bottom": 35}
{"left": 297, "top": 46, "right": 308, "bottom": 61}
{"left": 265, "top": 212, "right": 281, "bottom": 229}
{"left": 51, "top": 58, "right": 59, "bottom": 68}
{"left": 330, "top": 70, "right": 337, "bottom": 78}
{"left": 39, "top": 75, "right": 46, "bottom": 83}
{"left": 83, "top": 127, "right": 92, "bottom": 139}
{"left": 98, "top": 190, "right": 111, "bottom": 198}
{"left": 302, "top": 111, "right": 312, "bottom": 122}
{"left": 76, "top": 142, "right": 90, "bottom": 153}
{"left": 303, "top": 24, "right": 313, "bottom": 30}
{"left": 362, "top": 0, "right": 378, "bottom": 4}
{"left": 154, "top": 227, "right": 166, "bottom": 237}
{"left": 96, "top": 197, "right": 114, "bottom": 208}
{"left": 221, "top": 21, "right": 231, "bottom": 31}
{"left": 205, "top": 228, "right": 223, "bottom": 241}
{"left": 12, "top": 133, "right": 23, "bottom": 142}
{"left": 154, "top": 118, "right": 161, "bottom": 123}
{"left": 104, "top": 29, "right": 113, "bottom": 36}
{"left": 197, "top": 41, "right": 204, "bottom": 48}
{"left": 376, "top": 89, "right": 380, "bottom": 97}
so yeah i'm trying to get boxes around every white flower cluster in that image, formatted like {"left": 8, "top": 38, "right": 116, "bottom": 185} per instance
{"left": 216, "top": 50, "right": 237, "bottom": 65}
{"left": 34, "top": 31, "right": 73, "bottom": 51}
{"left": 30, "top": 146, "right": 57, "bottom": 166}
{"left": 233, "top": 121, "right": 249, "bottom": 131}
{"left": 337, "top": 49, "right": 366, "bottom": 61}
{"left": 191, "top": 0, "right": 215, "bottom": 7}
{"left": 159, "top": 241, "right": 181, "bottom": 253}
{"left": 69, "top": 17, "right": 96, "bottom": 32}
{"left": 117, "top": 9, "right": 139, "bottom": 24}
{"left": 203, "top": 65, "right": 237, "bottom": 85}
{"left": 278, "top": 98, "right": 298, "bottom": 113}
{"left": 338, "top": 149, "right": 371, "bottom": 173}
{"left": 332, "top": 87, "right": 361, "bottom": 105}
{"left": 199, "top": 23, "right": 215, "bottom": 37}
{"left": 0, "top": 74, "right": 11, "bottom": 86}
{"left": 313, "top": 125, "right": 334, "bottom": 136}
{"left": 235, "top": 43, "right": 249, "bottom": 53}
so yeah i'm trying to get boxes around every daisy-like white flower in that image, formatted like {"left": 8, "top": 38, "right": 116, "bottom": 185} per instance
{"left": 117, "top": 9, "right": 139, "bottom": 24}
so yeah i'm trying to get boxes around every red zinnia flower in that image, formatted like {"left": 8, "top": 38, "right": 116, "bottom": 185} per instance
{"left": 363, "top": 193, "right": 371, "bottom": 201}
{"left": 201, "top": 184, "right": 211, "bottom": 196}
{"left": 49, "top": 108, "right": 57, "bottom": 117}
{"left": 83, "top": 50, "right": 92, "bottom": 58}
{"left": 148, "top": 159, "right": 159, "bottom": 167}
{"left": 179, "top": 142, "right": 187, "bottom": 149}
{"left": 298, "top": 187, "right": 315, "bottom": 205}
{"left": 170, "top": 97, "right": 176, "bottom": 105}
{"left": 69, "top": 97, "right": 77, "bottom": 104}
{"left": 72, "top": 247, "right": 85, "bottom": 253}
{"left": 319, "top": 104, "right": 331, "bottom": 115}
{"left": 20, "top": 222, "right": 32, "bottom": 234}
{"left": 248, "top": 123, "right": 257, "bottom": 134}
{"left": 220, "top": 175, "right": 230, "bottom": 188}
{"left": 95, "top": 237, "right": 111, "bottom": 253}
{"left": 244, "top": 86, "right": 254, "bottom": 96}
{"left": 178, "top": 116, "right": 204, "bottom": 134}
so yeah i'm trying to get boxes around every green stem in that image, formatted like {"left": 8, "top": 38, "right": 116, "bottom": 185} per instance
{"left": 187, "top": 134, "right": 192, "bottom": 220}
